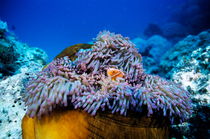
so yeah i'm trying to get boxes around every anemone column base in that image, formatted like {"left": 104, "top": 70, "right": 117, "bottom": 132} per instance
{"left": 22, "top": 109, "right": 170, "bottom": 139}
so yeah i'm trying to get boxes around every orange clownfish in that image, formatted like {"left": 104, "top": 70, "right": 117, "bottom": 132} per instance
{"left": 107, "top": 68, "right": 125, "bottom": 81}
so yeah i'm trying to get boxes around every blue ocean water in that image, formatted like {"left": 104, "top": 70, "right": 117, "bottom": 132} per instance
{"left": 0, "top": 0, "right": 186, "bottom": 61}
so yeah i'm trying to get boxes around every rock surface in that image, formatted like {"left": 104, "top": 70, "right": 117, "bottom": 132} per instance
{"left": 160, "top": 30, "right": 210, "bottom": 138}
{"left": 0, "top": 21, "right": 47, "bottom": 78}
{"left": 132, "top": 35, "right": 171, "bottom": 74}
{"left": 160, "top": 22, "right": 189, "bottom": 42}
{"left": 160, "top": 30, "right": 210, "bottom": 79}
{"left": 0, "top": 66, "right": 42, "bottom": 139}
{"left": 0, "top": 20, "right": 48, "bottom": 139}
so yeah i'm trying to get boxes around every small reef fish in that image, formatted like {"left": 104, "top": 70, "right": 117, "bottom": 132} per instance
{"left": 107, "top": 68, "right": 125, "bottom": 81}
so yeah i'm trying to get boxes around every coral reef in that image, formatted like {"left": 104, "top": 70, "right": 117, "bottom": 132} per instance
{"left": 160, "top": 30, "right": 210, "bottom": 138}
{"left": 160, "top": 30, "right": 210, "bottom": 79}
{"left": 0, "top": 20, "right": 8, "bottom": 34}
{"left": 0, "top": 20, "right": 48, "bottom": 79}
{"left": 25, "top": 31, "right": 192, "bottom": 124}
{"left": 0, "top": 20, "right": 48, "bottom": 139}
{"left": 143, "top": 23, "right": 163, "bottom": 37}
{"left": 172, "top": 45, "right": 210, "bottom": 105}
{"left": 160, "top": 22, "right": 189, "bottom": 42}
{"left": 0, "top": 66, "right": 42, "bottom": 139}
{"left": 132, "top": 35, "right": 171, "bottom": 74}
{"left": 145, "top": 35, "right": 172, "bottom": 62}
{"left": 143, "top": 22, "right": 189, "bottom": 43}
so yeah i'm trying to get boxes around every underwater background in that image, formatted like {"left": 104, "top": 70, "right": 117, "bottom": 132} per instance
{"left": 0, "top": 0, "right": 210, "bottom": 139}
{"left": 1, "top": 0, "right": 209, "bottom": 61}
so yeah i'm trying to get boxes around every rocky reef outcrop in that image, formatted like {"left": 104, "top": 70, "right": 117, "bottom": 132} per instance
{"left": 132, "top": 35, "right": 171, "bottom": 74}
{"left": 134, "top": 29, "right": 210, "bottom": 138}
{"left": 0, "top": 20, "right": 48, "bottom": 139}
{"left": 160, "top": 30, "right": 210, "bottom": 138}
{"left": 0, "top": 20, "right": 47, "bottom": 78}
{"left": 143, "top": 22, "right": 188, "bottom": 43}
{"left": 160, "top": 30, "right": 210, "bottom": 79}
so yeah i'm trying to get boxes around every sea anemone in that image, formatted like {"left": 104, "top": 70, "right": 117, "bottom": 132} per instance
{"left": 24, "top": 31, "right": 192, "bottom": 123}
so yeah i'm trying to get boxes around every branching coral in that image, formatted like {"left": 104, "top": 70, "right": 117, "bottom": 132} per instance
{"left": 24, "top": 31, "right": 192, "bottom": 123}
